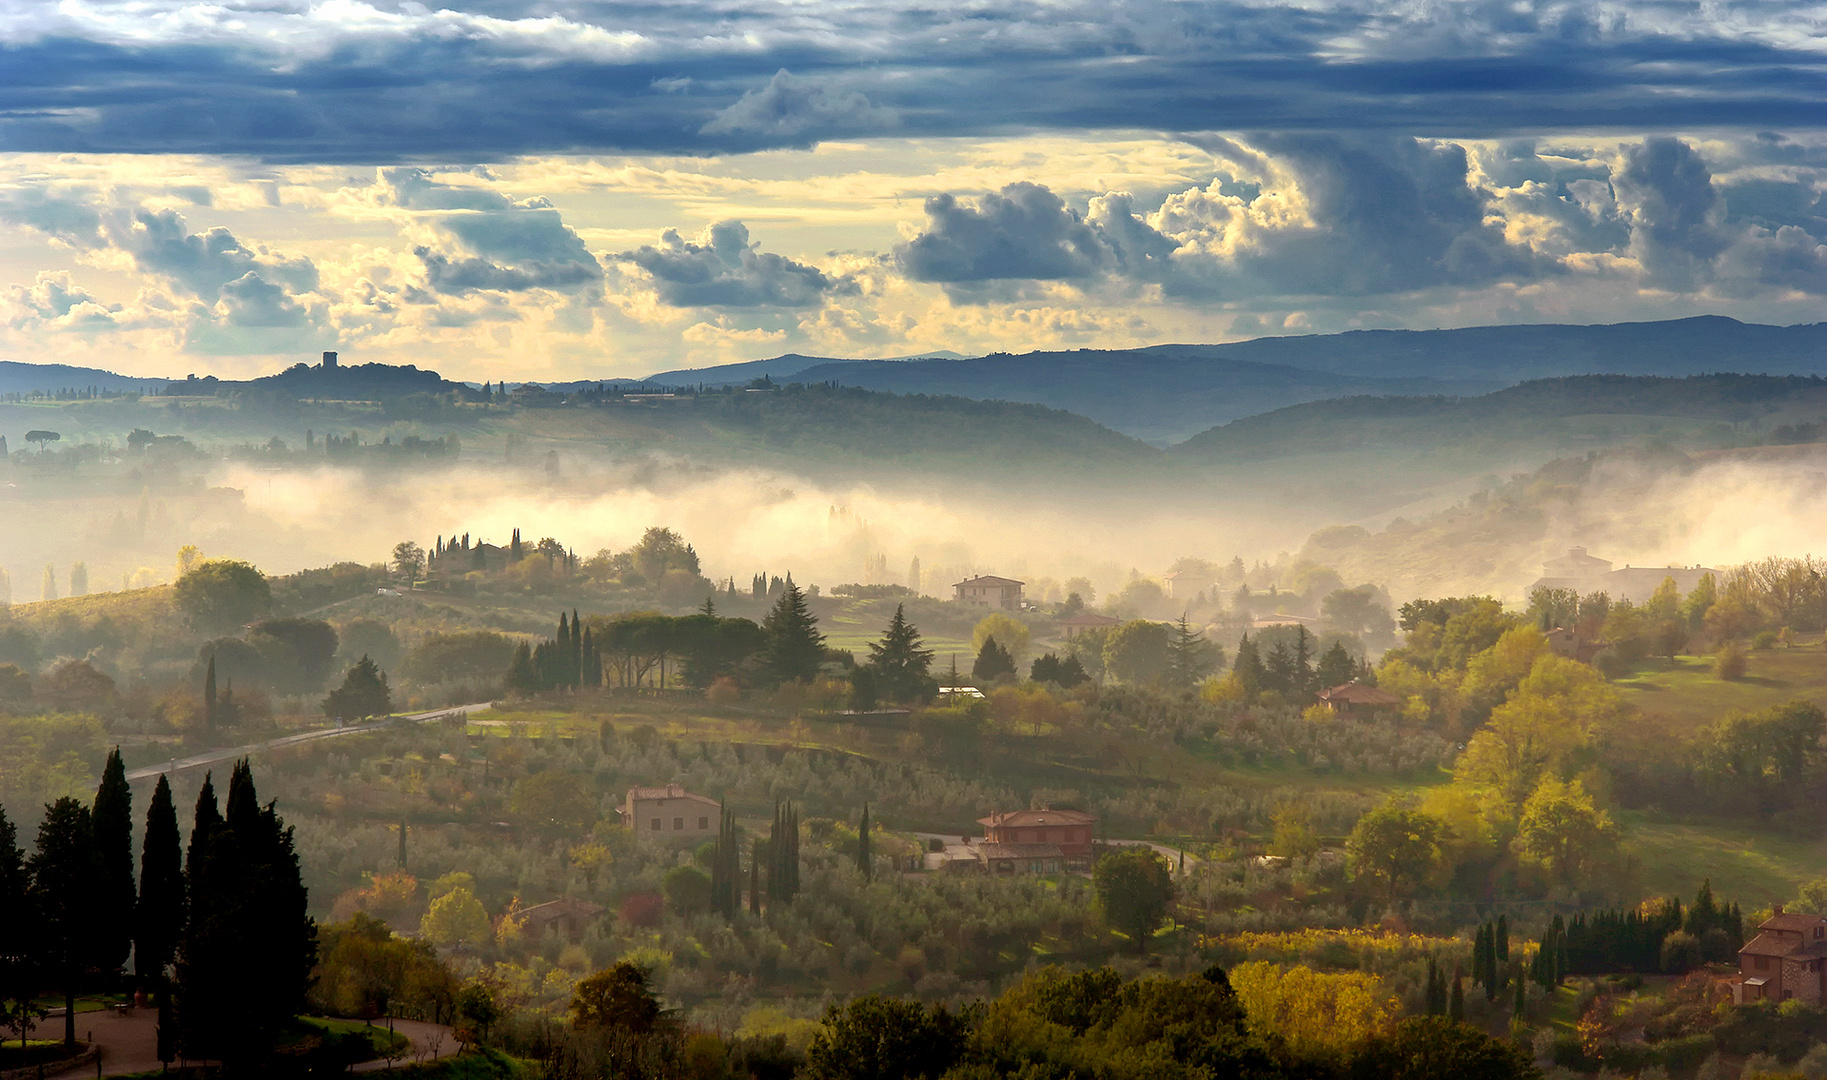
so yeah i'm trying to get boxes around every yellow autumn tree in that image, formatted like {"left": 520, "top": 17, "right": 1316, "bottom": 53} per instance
{"left": 1228, "top": 962, "right": 1400, "bottom": 1058}
{"left": 421, "top": 885, "right": 491, "bottom": 946}
{"left": 1454, "top": 654, "right": 1624, "bottom": 811}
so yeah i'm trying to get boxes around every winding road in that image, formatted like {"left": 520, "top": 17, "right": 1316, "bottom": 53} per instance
{"left": 126, "top": 702, "right": 496, "bottom": 782}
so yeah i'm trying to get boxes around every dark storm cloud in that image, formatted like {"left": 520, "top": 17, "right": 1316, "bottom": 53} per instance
{"left": 897, "top": 184, "right": 1118, "bottom": 283}
{"left": 0, "top": 0, "right": 1822, "bottom": 158}
{"left": 618, "top": 221, "right": 850, "bottom": 308}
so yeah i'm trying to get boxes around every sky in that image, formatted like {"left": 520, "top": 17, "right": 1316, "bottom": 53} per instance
{"left": 0, "top": 0, "right": 1823, "bottom": 381}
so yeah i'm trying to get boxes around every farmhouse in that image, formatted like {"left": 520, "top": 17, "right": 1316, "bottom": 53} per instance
{"left": 953, "top": 575, "right": 1025, "bottom": 609}
{"left": 972, "top": 808, "right": 1096, "bottom": 873}
{"left": 1736, "top": 907, "right": 1827, "bottom": 1003}
{"left": 518, "top": 897, "right": 605, "bottom": 940}
{"left": 1529, "top": 546, "right": 1718, "bottom": 605}
{"left": 1315, "top": 682, "right": 1403, "bottom": 716}
{"left": 622, "top": 784, "right": 721, "bottom": 841}
{"left": 1060, "top": 612, "right": 1119, "bottom": 639}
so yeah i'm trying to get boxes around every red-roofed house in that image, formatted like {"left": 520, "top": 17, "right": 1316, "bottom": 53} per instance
{"left": 1060, "top": 612, "right": 1120, "bottom": 639}
{"left": 954, "top": 575, "right": 1025, "bottom": 609}
{"left": 1315, "top": 682, "right": 1403, "bottom": 716}
{"left": 1736, "top": 906, "right": 1827, "bottom": 1003}
{"left": 974, "top": 809, "right": 1097, "bottom": 873}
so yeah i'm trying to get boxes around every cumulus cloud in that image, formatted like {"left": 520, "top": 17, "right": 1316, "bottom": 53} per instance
{"left": 375, "top": 168, "right": 603, "bottom": 296}
{"left": 619, "top": 220, "right": 851, "bottom": 308}
{"left": 2, "top": 271, "right": 124, "bottom": 330}
{"left": 897, "top": 183, "right": 1120, "bottom": 283}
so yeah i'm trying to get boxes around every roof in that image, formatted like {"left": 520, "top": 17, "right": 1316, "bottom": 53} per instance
{"left": 626, "top": 784, "right": 721, "bottom": 806}
{"left": 1317, "top": 683, "right": 1402, "bottom": 706}
{"left": 954, "top": 575, "right": 1025, "bottom": 587}
{"left": 1760, "top": 911, "right": 1827, "bottom": 933}
{"left": 1741, "top": 932, "right": 1805, "bottom": 957}
{"left": 1060, "top": 613, "right": 1120, "bottom": 627}
{"left": 1162, "top": 570, "right": 1212, "bottom": 581}
{"left": 978, "top": 809, "right": 1097, "bottom": 829}
{"left": 976, "top": 842, "right": 1066, "bottom": 860}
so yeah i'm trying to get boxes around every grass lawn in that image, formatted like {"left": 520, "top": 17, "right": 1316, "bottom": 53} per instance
{"left": 1626, "top": 813, "right": 1827, "bottom": 907}
{"left": 297, "top": 1016, "right": 413, "bottom": 1059}
{"left": 1614, "top": 648, "right": 1827, "bottom": 738}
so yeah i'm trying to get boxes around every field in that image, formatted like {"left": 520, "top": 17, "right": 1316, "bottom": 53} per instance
{"left": 1627, "top": 815, "right": 1827, "bottom": 908}
{"left": 1613, "top": 647, "right": 1827, "bottom": 736}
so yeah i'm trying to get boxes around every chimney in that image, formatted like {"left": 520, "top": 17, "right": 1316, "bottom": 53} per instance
{"left": 321, "top": 350, "right": 338, "bottom": 370}
{"left": 1775, "top": 904, "right": 1785, "bottom": 916}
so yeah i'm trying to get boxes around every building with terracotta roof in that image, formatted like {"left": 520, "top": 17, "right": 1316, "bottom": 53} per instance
{"left": 519, "top": 897, "right": 606, "bottom": 940}
{"left": 1315, "top": 682, "right": 1403, "bottom": 716}
{"left": 622, "top": 784, "right": 721, "bottom": 841}
{"left": 953, "top": 575, "right": 1025, "bottom": 609}
{"left": 978, "top": 809, "right": 1096, "bottom": 859}
{"left": 1059, "top": 612, "right": 1120, "bottom": 639}
{"left": 1736, "top": 907, "right": 1827, "bottom": 1003}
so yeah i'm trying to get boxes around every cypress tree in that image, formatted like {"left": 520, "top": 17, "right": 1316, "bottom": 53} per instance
{"left": 571, "top": 610, "right": 584, "bottom": 687}
{"left": 397, "top": 815, "right": 408, "bottom": 869}
{"left": 1424, "top": 956, "right": 1443, "bottom": 1015}
{"left": 31, "top": 798, "right": 95, "bottom": 1049}
{"left": 1514, "top": 960, "right": 1527, "bottom": 1017}
{"left": 0, "top": 806, "right": 33, "bottom": 1054}
{"left": 136, "top": 775, "right": 185, "bottom": 989}
{"left": 1448, "top": 970, "right": 1464, "bottom": 1022}
{"left": 92, "top": 747, "right": 136, "bottom": 976}
{"left": 856, "top": 803, "right": 873, "bottom": 881}
{"left": 749, "top": 838, "right": 762, "bottom": 915}
{"left": 203, "top": 655, "right": 218, "bottom": 733}
{"left": 709, "top": 805, "right": 739, "bottom": 918}
{"left": 186, "top": 773, "right": 220, "bottom": 880}
{"left": 1497, "top": 913, "right": 1510, "bottom": 963}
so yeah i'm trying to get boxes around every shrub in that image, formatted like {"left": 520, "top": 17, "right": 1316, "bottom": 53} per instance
{"left": 1753, "top": 631, "right": 1781, "bottom": 651}
{"left": 1660, "top": 931, "right": 1703, "bottom": 973}
{"left": 1716, "top": 642, "right": 1748, "bottom": 680}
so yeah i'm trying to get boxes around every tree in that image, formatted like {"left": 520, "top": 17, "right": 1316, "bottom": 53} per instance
{"left": 768, "top": 801, "right": 800, "bottom": 906}
{"left": 1093, "top": 847, "right": 1176, "bottom": 952}
{"left": 23, "top": 429, "right": 59, "bottom": 449}
{"left": 392, "top": 541, "right": 425, "bottom": 581}
{"left": 971, "top": 636, "right": 1016, "bottom": 682}
{"left": 663, "top": 866, "right": 712, "bottom": 914}
{"left": 1233, "top": 634, "right": 1264, "bottom": 699}
{"left": 1351, "top": 1016, "right": 1538, "bottom": 1080}
{"left": 136, "top": 776, "right": 185, "bottom": 992}
{"left": 323, "top": 655, "right": 392, "bottom": 720}
{"left": 420, "top": 886, "right": 491, "bottom": 947}
{"left": 804, "top": 996, "right": 970, "bottom": 1080}
{"left": 203, "top": 655, "right": 218, "bottom": 733}
{"left": 709, "top": 805, "right": 741, "bottom": 918}
{"left": 867, "top": 605, "right": 935, "bottom": 703}
{"left": 1165, "top": 615, "right": 1219, "bottom": 691}
{"left": 30, "top": 797, "right": 95, "bottom": 1049}
{"left": 1345, "top": 799, "right": 1442, "bottom": 902}
{"left": 91, "top": 748, "right": 136, "bottom": 975}
{"left": 509, "top": 770, "right": 596, "bottom": 834}
{"left": 761, "top": 581, "right": 825, "bottom": 685}
{"left": 1316, "top": 641, "right": 1357, "bottom": 690}
{"left": 571, "top": 962, "right": 664, "bottom": 1032}
{"left": 68, "top": 562, "right": 87, "bottom": 597}
{"left": 174, "top": 559, "right": 272, "bottom": 634}
{"left": 40, "top": 563, "right": 56, "bottom": 602}
{"left": 856, "top": 803, "right": 873, "bottom": 881}
{"left": 1512, "top": 776, "right": 1620, "bottom": 893}
{"left": 1454, "top": 655, "right": 1620, "bottom": 810}
{"left": 1227, "top": 961, "right": 1400, "bottom": 1058}
{"left": 248, "top": 617, "right": 341, "bottom": 692}
{"left": 1104, "top": 620, "right": 1173, "bottom": 685}
{"left": 1030, "top": 652, "right": 1088, "bottom": 688}
{"left": 971, "top": 613, "right": 1030, "bottom": 662}
{"left": 0, "top": 805, "right": 43, "bottom": 1055}
{"left": 456, "top": 983, "right": 499, "bottom": 1045}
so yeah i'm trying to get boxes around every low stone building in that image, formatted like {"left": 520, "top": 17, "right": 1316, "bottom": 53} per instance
{"left": 1736, "top": 907, "right": 1827, "bottom": 1003}
{"left": 1315, "top": 682, "right": 1403, "bottom": 716}
{"left": 622, "top": 784, "right": 721, "bottom": 841}
{"left": 519, "top": 897, "right": 606, "bottom": 940}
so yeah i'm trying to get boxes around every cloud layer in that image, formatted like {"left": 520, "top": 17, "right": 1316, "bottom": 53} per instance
{"left": 0, "top": 0, "right": 1822, "bottom": 157}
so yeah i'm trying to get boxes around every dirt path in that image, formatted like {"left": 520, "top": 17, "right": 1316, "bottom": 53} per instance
{"left": 126, "top": 702, "right": 495, "bottom": 783}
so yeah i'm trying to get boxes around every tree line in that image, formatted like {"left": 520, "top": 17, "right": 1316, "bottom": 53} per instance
{"left": 0, "top": 754, "right": 313, "bottom": 1071}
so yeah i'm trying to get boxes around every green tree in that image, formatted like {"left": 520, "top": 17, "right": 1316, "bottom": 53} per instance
{"left": 323, "top": 655, "right": 392, "bottom": 720}
{"left": 971, "top": 636, "right": 1016, "bottom": 682}
{"left": 509, "top": 770, "right": 595, "bottom": 834}
{"left": 0, "top": 805, "right": 43, "bottom": 1055}
{"left": 761, "top": 580, "right": 825, "bottom": 685}
{"left": 856, "top": 803, "right": 873, "bottom": 881}
{"left": 1233, "top": 634, "right": 1264, "bottom": 699}
{"left": 1029, "top": 652, "right": 1088, "bottom": 688}
{"left": 456, "top": 983, "right": 500, "bottom": 1044}
{"left": 1165, "top": 615, "right": 1219, "bottom": 691}
{"left": 971, "top": 612, "right": 1030, "bottom": 662}
{"left": 1511, "top": 776, "right": 1620, "bottom": 893}
{"left": 136, "top": 775, "right": 185, "bottom": 995}
{"left": 420, "top": 886, "right": 491, "bottom": 947}
{"left": 1093, "top": 847, "right": 1176, "bottom": 953}
{"left": 91, "top": 748, "right": 135, "bottom": 975}
{"left": 1351, "top": 1016, "right": 1537, "bottom": 1080}
{"left": 1345, "top": 799, "right": 1442, "bottom": 902}
{"left": 1316, "top": 640, "right": 1357, "bottom": 689}
{"left": 663, "top": 866, "right": 712, "bottom": 914}
{"left": 1455, "top": 655, "right": 1620, "bottom": 810}
{"left": 392, "top": 541, "right": 425, "bottom": 581}
{"left": 1104, "top": 620, "right": 1172, "bottom": 685}
{"left": 571, "top": 962, "right": 663, "bottom": 1032}
{"left": 30, "top": 797, "right": 95, "bottom": 1049}
{"left": 867, "top": 605, "right": 935, "bottom": 703}
{"left": 174, "top": 559, "right": 272, "bottom": 634}
{"left": 804, "top": 996, "right": 970, "bottom": 1080}
{"left": 248, "top": 617, "right": 341, "bottom": 693}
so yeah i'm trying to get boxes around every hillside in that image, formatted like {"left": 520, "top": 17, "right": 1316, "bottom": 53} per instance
{"left": 0, "top": 360, "right": 170, "bottom": 397}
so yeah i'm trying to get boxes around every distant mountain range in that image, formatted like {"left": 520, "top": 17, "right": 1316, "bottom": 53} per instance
{"left": 0, "top": 360, "right": 171, "bottom": 397}
{"left": 578, "top": 316, "right": 1827, "bottom": 444}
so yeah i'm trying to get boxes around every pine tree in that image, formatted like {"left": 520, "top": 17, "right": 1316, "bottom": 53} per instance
{"left": 92, "top": 748, "right": 136, "bottom": 975}
{"left": 323, "top": 655, "right": 392, "bottom": 719}
{"left": 1165, "top": 615, "right": 1215, "bottom": 691}
{"left": 761, "top": 581, "right": 825, "bottom": 685}
{"left": 1293, "top": 625, "right": 1315, "bottom": 693}
{"left": 136, "top": 776, "right": 185, "bottom": 992}
{"left": 1687, "top": 877, "right": 1719, "bottom": 936}
{"left": 972, "top": 636, "right": 1016, "bottom": 682}
{"left": 856, "top": 804, "right": 873, "bottom": 881}
{"left": 867, "top": 604, "right": 935, "bottom": 703}
{"left": 1315, "top": 641, "right": 1356, "bottom": 689}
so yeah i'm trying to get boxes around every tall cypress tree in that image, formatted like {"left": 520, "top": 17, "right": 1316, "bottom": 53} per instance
{"left": 92, "top": 748, "right": 136, "bottom": 977}
{"left": 1497, "top": 913, "right": 1510, "bottom": 963}
{"left": 136, "top": 775, "right": 185, "bottom": 987}
{"left": 0, "top": 806, "right": 37, "bottom": 1054}
{"left": 31, "top": 798, "right": 95, "bottom": 1049}
{"left": 856, "top": 804, "right": 873, "bottom": 881}
{"left": 749, "top": 839, "right": 762, "bottom": 915}
{"left": 203, "top": 655, "right": 218, "bottom": 733}
{"left": 761, "top": 581, "right": 825, "bottom": 685}
{"left": 709, "top": 805, "right": 740, "bottom": 919}
{"left": 1448, "top": 969, "right": 1464, "bottom": 1022}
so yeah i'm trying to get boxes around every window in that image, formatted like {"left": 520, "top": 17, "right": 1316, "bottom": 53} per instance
{"left": 674, "top": 817, "right": 684, "bottom": 830}
{"left": 699, "top": 816, "right": 709, "bottom": 830}
{"left": 651, "top": 818, "right": 661, "bottom": 831}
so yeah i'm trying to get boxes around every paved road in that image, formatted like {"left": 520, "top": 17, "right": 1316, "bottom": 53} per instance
{"left": 127, "top": 702, "right": 496, "bottom": 782}
{"left": 28, "top": 1009, "right": 456, "bottom": 1078}
{"left": 352, "top": 1018, "right": 459, "bottom": 1071}
{"left": 910, "top": 832, "right": 1200, "bottom": 874}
